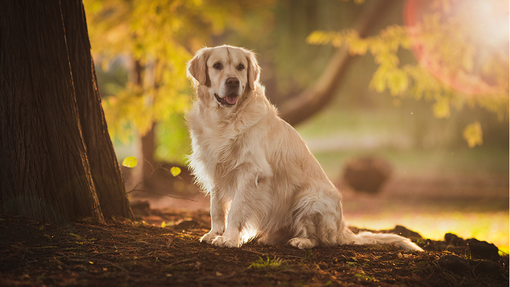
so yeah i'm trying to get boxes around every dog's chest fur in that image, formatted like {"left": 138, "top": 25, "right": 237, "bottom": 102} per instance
{"left": 187, "top": 89, "right": 272, "bottom": 193}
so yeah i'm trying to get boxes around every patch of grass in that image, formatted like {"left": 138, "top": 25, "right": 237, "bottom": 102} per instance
{"left": 249, "top": 256, "right": 286, "bottom": 271}
{"left": 300, "top": 249, "right": 312, "bottom": 263}
{"left": 355, "top": 272, "right": 378, "bottom": 282}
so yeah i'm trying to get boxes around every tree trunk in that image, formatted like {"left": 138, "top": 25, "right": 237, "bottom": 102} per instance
{"left": 60, "top": 1, "right": 133, "bottom": 219}
{"left": 278, "top": 0, "right": 396, "bottom": 126}
{"left": 0, "top": 1, "right": 133, "bottom": 223}
{"left": 140, "top": 123, "right": 158, "bottom": 187}
{"left": 128, "top": 58, "right": 158, "bottom": 191}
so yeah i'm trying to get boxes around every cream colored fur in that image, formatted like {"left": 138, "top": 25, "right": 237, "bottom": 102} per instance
{"left": 186, "top": 45, "right": 423, "bottom": 251}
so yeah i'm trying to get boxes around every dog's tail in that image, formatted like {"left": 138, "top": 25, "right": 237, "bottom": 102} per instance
{"left": 339, "top": 226, "right": 424, "bottom": 252}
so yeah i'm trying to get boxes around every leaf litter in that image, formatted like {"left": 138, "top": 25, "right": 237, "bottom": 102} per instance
{"left": 0, "top": 208, "right": 507, "bottom": 286}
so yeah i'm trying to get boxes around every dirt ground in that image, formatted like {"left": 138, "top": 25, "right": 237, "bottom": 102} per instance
{"left": 1, "top": 167, "right": 508, "bottom": 286}
{"left": 1, "top": 207, "right": 508, "bottom": 287}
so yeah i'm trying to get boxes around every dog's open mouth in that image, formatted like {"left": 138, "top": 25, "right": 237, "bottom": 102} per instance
{"left": 214, "top": 93, "right": 238, "bottom": 106}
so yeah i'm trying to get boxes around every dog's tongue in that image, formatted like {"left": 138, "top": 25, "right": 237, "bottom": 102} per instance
{"left": 226, "top": 94, "right": 238, "bottom": 105}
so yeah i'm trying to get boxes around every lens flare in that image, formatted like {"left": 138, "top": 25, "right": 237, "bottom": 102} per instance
{"left": 404, "top": 0, "right": 509, "bottom": 95}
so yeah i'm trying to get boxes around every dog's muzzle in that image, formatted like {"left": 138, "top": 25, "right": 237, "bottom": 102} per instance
{"left": 214, "top": 77, "right": 240, "bottom": 107}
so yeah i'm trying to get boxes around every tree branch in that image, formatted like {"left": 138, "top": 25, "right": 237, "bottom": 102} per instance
{"left": 277, "top": 0, "right": 398, "bottom": 126}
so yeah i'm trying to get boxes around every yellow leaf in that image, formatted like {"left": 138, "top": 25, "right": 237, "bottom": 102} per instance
{"left": 161, "top": 222, "right": 167, "bottom": 228}
{"left": 463, "top": 122, "right": 483, "bottom": 148}
{"left": 388, "top": 69, "right": 408, "bottom": 96}
{"left": 433, "top": 98, "right": 451, "bottom": 119}
{"left": 122, "top": 156, "right": 138, "bottom": 168}
{"left": 349, "top": 39, "right": 368, "bottom": 55}
{"left": 306, "top": 31, "right": 331, "bottom": 46}
{"left": 170, "top": 166, "right": 181, "bottom": 177}
{"left": 369, "top": 67, "right": 388, "bottom": 93}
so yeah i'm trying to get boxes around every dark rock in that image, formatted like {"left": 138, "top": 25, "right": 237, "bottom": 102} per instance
{"left": 438, "top": 254, "right": 471, "bottom": 274}
{"left": 468, "top": 238, "right": 500, "bottom": 261}
{"left": 387, "top": 225, "right": 422, "bottom": 240}
{"left": 445, "top": 233, "right": 467, "bottom": 246}
{"left": 342, "top": 156, "right": 393, "bottom": 194}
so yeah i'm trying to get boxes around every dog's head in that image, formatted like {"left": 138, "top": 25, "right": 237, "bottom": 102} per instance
{"left": 187, "top": 45, "right": 260, "bottom": 107}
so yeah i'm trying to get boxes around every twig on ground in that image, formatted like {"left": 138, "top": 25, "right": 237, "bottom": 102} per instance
{"left": 167, "top": 257, "right": 197, "bottom": 266}
{"left": 243, "top": 249, "right": 267, "bottom": 256}
{"left": 56, "top": 252, "right": 129, "bottom": 273}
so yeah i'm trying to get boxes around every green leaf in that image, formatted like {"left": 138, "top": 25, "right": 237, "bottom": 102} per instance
{"left": 122, "top": 156, "right": 138, "bottom": 168}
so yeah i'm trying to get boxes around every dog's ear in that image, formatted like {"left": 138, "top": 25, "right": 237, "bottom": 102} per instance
{"left": 246, "top": 51, "right": 261, "bottom": 90}
{"left": 187, "top": 48, "right": 210, "bottom": 87}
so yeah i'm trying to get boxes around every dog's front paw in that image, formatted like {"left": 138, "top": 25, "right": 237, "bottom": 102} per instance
{"left": 211, "top": 236, "right": 240, "bottom": 248}
{"left": 200, "top": 231, "right": 221, "bottom": 244}
{"left": 289, "top": 238, "right": 316, "bottom": 250}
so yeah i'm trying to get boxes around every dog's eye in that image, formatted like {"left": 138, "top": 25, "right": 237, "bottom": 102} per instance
{"left": 213, "top": 62, "right": 223, "bottom": 70}
{"left": 237, "top": 63, "right": 245, "bottom": 71}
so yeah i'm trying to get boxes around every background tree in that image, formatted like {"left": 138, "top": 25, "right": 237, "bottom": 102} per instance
{"left": 85, "top": 0, "right": 390, "bottom": 167}
{"left": 0, "top": 0, "right": 133, "bottom": 223}
{"left": 275, "top": 0, "right": 395, "bottom": 126}
{"left": 85, "top": 0, "right": 508, "bottom": 192}
{"left": 306, "top": 0, "right": 508, "bottom": 147}
{"left": 84, "top": 0, "right": 275, "bottom": 190}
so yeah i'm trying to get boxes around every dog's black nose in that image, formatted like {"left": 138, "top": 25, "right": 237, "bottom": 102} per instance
{"left": 226, "top": 77, "right": 239, "bottom": 87}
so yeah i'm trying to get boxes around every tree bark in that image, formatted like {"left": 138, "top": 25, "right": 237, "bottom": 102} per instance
{"left": 60, "top": 1, "right": 133, "bottom": 219}
{"left": 278, "top": 0, "right": 397, "bottom": 126}
{"left": 127, "top": 58, "right": 158, "bottom": 191}
{"left": 0, "top": 1, "right": 133, "bottom": 223}
{"left": 140, "top": 123, "right": 158, "bottom": 187}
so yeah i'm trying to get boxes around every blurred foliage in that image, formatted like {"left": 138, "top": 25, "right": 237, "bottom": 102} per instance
{"left": 219, "top": 0, "right": 368, "bottom": 105}
{"left": 463, "top": 121, "right": 483, "bottom": 148}
{"left": 86, "top": 0, "right": 508, "bottom": 158}
{"left": 155, "top": 114, "right": 190, "bottom": 163}
{"left": 307, "top": 0, "right": 508, "bottom": 147}
{"left": 84, "top": 0, "right": 275, "bottom": 163}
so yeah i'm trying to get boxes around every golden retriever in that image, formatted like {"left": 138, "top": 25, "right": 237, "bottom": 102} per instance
{"left": 186, "top": 45, "right": 423, "bottom": 251}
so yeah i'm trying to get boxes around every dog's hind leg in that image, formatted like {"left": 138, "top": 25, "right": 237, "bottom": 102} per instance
{"left": 288, "top": 211, "right": 340, "bottom": 249}
{"left": 288, "top": 189, "right": 343, "bottom": 249}
{"left": 288, "top": 215, "right": 319, "bottom": 249}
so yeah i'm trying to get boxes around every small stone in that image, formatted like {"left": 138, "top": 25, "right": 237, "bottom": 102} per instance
{"left": 444, "top": 233, "right": 466, "bottom": 246}
{"left": 388, "top": 225, "right": 422, "bottom": 240}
